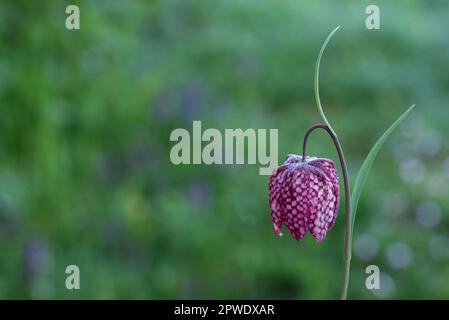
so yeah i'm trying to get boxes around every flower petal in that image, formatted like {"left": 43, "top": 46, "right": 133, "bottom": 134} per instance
{"left": 268, "top": 155, "right": 340, "bottom": 242}
{"left": 269, "top": 165, "right": 289, "bottom": 236}
{"left": 309, "top": 158, "right": 340, "bottom": 230}
{"left": 308, "top": 173, "right": 335, "bottom": 241}
{"left": 284, "top": 169, "right": 310, "bottom": 240}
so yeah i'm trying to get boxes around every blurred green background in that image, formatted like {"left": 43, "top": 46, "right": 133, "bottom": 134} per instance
{"left": 1, "top": 0, "right": 449, "bottom": 299}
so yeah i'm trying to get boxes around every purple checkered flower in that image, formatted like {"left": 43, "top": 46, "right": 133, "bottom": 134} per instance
{"left": 269, "top": 154, "right": 340, "bottom": 241}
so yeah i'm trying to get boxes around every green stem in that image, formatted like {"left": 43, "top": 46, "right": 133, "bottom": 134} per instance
{"left": 302, "top": 123, "right": 351, "bottom": 300}
{"left": 314, "top": 26, "right": 340, "bottom": 137}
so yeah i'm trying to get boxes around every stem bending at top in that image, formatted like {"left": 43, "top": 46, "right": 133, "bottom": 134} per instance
{"left": 302, "top": 124, "right": 351, "bottom": 300}
{"left": 313, "top": 26, "right": 351, "bottom": 299}
{"left": 304, "top": 25, "right": 415, "bottom": 300}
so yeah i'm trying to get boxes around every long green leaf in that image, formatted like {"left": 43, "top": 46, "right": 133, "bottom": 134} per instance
{"left": 314, "top": 26, "right": 340, "bottom": 137}
{"left": 350, "top": 104, "right": 416, "bottom": 235}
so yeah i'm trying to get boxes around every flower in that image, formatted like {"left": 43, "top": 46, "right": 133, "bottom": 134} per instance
{"left": 268, "top": 154, "right": 339, "bottom": 241}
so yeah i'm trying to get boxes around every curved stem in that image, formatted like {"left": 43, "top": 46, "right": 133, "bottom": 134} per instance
{"left": 302, "top": 123, "right": 351, "bottom": 300}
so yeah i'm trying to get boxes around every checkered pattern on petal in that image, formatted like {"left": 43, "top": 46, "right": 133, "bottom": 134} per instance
{"left": 268, "top": 165, "right": 288, "bottom": 236}
{"left": 268, "top": 155, "right": 340, "bottom": 242}
{"left": 308, "top": 158, "right": 340, "bottom": 230}
{"left": 283, "top": 169, "right": 310, "bottom": 240}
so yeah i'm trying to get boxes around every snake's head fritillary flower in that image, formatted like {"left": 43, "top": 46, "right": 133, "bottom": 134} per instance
{"left": 269, "top": 154, "right": 340, "bottom": 241}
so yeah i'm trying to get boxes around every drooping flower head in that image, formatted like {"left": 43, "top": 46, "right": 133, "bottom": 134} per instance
{"left": 269, "top": 154, "right": 339, "bottom": 241}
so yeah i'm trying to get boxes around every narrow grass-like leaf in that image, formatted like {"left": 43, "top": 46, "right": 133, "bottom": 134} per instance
{"left": 350, "top": 104, "right": 416, "bottom": 235}
{"left": 314, "top": 26, "right": 340, "bottom": 137}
